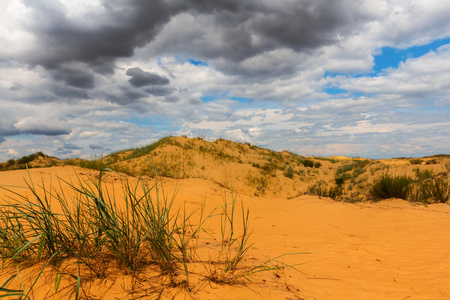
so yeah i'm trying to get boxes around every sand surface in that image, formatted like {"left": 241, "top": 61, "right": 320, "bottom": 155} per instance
{"left": 1, "top": 167, "right": 450, "bottom": 299}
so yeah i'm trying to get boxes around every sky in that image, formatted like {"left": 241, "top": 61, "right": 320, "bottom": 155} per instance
{"left": 1, "top": 0, "right": 450, "bottom": 161}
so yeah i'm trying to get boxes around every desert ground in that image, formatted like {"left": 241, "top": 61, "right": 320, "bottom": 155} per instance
{"left": 1, "top": 137, "right": 450, "bottom": 299}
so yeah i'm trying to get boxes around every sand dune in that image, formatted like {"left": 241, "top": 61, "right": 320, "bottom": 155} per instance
{"left": 1, "top": 166, "right": 449, "bottom": 299}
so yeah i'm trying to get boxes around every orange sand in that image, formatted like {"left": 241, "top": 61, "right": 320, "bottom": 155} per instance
{"left": 1, "top": 167, "right": 449, "bottom": 299}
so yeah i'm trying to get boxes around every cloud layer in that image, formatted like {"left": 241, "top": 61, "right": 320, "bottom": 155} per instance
{"left": 1, "top": 0, "right": 450, "bottom": 160}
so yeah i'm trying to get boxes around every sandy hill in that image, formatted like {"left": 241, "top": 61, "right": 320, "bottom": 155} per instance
{"left": 65, "top": 136, "right": 450, "bottom": 203}
{"left": 0, "top": 152, "right": 62, "bottom": 171}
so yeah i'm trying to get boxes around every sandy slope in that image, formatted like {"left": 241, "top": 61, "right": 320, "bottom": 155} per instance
{"left": 1, "top": 167, "right": 449, "bottom": 299}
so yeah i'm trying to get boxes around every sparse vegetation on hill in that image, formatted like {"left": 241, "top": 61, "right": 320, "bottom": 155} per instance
{"left": 0, "top": 152, "right": 60, "bottom": 171}
{"left": 59, "top": 137, "right": 450, "bottom": 203}
{"left": 1, "top": 136, "right": 449, "bottom": 204}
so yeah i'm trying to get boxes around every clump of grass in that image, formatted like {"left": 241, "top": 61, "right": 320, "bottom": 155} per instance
{"left": 298, "top": 158, "right": 314, "bottom": 168}
{"left": 410, "top": 158, "right": 423, "bottom": 165}
{"left": 206, "top": 190, "right": 300, "bottom": 284}
{"left": 125, "top": 137, "right": 171, "bottom": 160}
{"left": 413, "top": 168, "right": 434, "bottom": 181}
{"left": 426, "top": 158, "right": 438, "bottom": 165}
{"left": 410, "top": 177, "right": 450, "bottom": 204}
{"left": 370, "top": 174, "right": 413, "bottom": 200}
{"left": 284, "top": 166, "right": 294, "bottom": 178}
{"left": 308, "top": 182, "right": 342, "bottom": 200}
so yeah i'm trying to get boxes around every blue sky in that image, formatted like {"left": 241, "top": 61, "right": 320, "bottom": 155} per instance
{"left": 373, "top": 38, "right": 450, "bottom": 72}
{"left": 1, "top": 0, "right": 450, "bottom": 160}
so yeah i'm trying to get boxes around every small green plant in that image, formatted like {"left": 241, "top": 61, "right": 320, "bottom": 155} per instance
{"left": 335, "top": 174, "right": 351, "bottom": 185}
{"left": 410, "top": 177, "right": 449, "bottom": 204}
{"left": 371, "top": 174, "right": 413, "bottom": 200}
{"left": 413, "top": 168, "right": 434, "bottom": 181}
{"left": 308, "top": 182, "right": 342, "bottom": 200}
{"left": 410, "top": 158, "right": 423, "bottom": 165}
{"left": 299, "top": 159, "right": 314, "bottom": 168}
{"left": 16, "top": 152, "right": 45, "bottom": 165}
{"left": 284, "top": 166, "right": 294, "bottom": 178}
{"left": 6, "top": 159, "right": 15, "bottom": 167}
{"left": 426, "top": 159, "right": 438, "bottom": 165}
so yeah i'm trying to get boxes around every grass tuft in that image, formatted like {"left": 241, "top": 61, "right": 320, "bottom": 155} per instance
{"left": 370, "top": 174, "right": 413, "bottom": 200}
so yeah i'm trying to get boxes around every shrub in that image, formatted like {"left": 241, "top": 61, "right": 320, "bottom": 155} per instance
{"left": 308, "top": 182, "right": 342, "bottom": 200}
{"left": 17, "top": 153, "right": 42, "bottom": 165}
{"left": 410, "top": 158, "right": 423, "bottom": 165}
{"left": 371, "top": 174, "right": 413, "bottom": 200}
{"left": 299, "top": 159, "right": 314, "bottom": 168}
{"left": 410, "top": 177, "right": 449, "bottom": 204}
{"left": 413, "top": 168, "right": 434, "bottom": 181}
{"left": 284, "top": 166, "right": 294, "bottom": 178}
{"left": 426, "top": 159, "right": 438, "bottom": 165}
{"left": 335, "top": 174, "right": 351, "bottom": 185}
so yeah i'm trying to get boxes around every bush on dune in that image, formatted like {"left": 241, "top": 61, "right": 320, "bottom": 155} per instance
{"left": 370, "top": 174, "right": 413, "bottom": 200}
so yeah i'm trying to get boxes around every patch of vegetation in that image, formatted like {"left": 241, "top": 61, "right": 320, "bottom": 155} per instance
{"left": 298, "top": 158, "right": 314, "bottom": 168}
{"left": 247, "top": 171, "right": 269, "bottom": 195}
{"left": 334, "top": 160, "right": 370, "bottom": 188}
{"left": 16, "top": 152, "right": 44, "bottom": 165}
{"left": 413, "top": 168, "right": 434, "bottom": 181}
{"left": 370, "top": 174, "right": 413, "bottom": 200}
{"left": 284, "top": 166, "right": 294, "bottom": 179}
{"left": 426, "top": 159, "right": 438, "bottom": 165}
{"left": 410, "top": 177, "right": 450, "bottom": 204}
{"left": 308, "top": 181, "right": 343, "bottom": 200}
{"left": 314, "top": 157, "right": 339, "bottom": 163}
{"left": 0, "top": 152, "right": 51, "bottom": 171}
{"left": 410, "top": 158, "right": 423, "bottom": 165}
{"left": 335, "top": 174, "right": 351, "bottom": 185}
{"left": 126, "top": 137, "right": 171, "bottom": 160}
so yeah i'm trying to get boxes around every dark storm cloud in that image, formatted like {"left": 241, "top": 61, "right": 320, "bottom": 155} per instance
{"left": 19, "top": 127, "right": 71, "bottom": 136}
{"left": 22, "top": 0, "right": 177, "bottom": 68}
{"left": 20, "top": 0, "right": 181, "bottom": 88}
{"left": 250, "top": 1, "right": 356, "bottom": 51}
{"left": 63, "top": 143, "right": 81, "bottom": 150}
{"left": 126, "top": 67, "right": 170, "bottom": 87}
{"left": 52, "top": 65, "right": 95, "bottom": 89}
{"left": 53, "top": 86, "right": 89, "bottom": 99}
{"left": 145, "top": 0, "right": 372, "bottom": 77}
{"left": 106, "top": 86, "right": 147, "bottom": 105}
{"left": 144, "top": 87, "right": 176, "bottom": 96}
{"left": 18, "top": 0, "right": 369, "bottom": 88}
